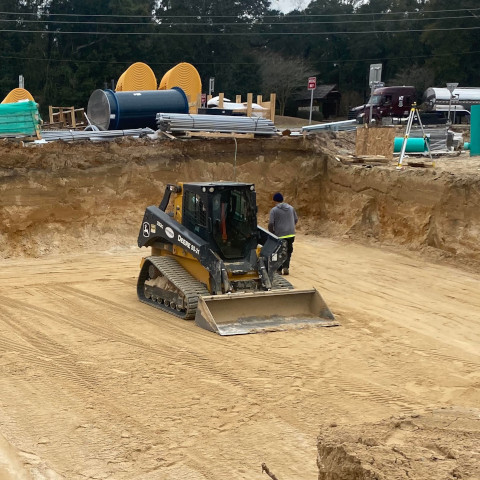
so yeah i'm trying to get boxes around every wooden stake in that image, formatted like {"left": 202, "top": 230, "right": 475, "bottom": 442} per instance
{"left": 246, "top": 93, "right": 253, "bottom": 117}
{"left": 261, "top": 463, "right": 279, "bottom": 480}
{"left": 270, "top": 93, "right": 276, "bottom": 122}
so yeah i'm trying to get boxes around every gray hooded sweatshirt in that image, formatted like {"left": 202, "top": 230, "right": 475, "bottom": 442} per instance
{"left": 268, "top": 203, "right": 298, "bottom": 238}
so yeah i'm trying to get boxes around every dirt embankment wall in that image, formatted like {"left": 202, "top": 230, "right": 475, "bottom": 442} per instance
{"left": 1, "top": 134, "right": 480, "bottom": 266}
{"left": 323, "top": 155, "right": 480, "bottom": 263}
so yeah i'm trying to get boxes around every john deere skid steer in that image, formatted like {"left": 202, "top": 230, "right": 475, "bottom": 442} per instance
{"left": 137, "top": 182, "right": 337, "bottom": 335}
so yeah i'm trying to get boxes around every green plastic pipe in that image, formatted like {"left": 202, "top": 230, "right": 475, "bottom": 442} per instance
{"left": 394, "top": 137, "right": 427, "bottom": 153}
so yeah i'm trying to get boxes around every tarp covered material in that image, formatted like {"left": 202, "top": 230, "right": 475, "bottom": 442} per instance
{"left": 0, "top": 100, "right": 41, "bottom": 137}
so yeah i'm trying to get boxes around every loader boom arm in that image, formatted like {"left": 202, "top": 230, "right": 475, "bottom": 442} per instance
{"left": 138, "top": 206, "right": 227, "bottom": 293}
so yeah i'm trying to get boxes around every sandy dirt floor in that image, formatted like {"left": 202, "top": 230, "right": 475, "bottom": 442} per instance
{"left": 1, "top": 130, "right": 480, "bottom": 478}
{"left": 0, "top": 234, "right": 479, "bottom": 479}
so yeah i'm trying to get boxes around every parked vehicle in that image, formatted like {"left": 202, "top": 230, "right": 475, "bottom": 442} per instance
{"left": 422, "top": 87, "right": 480, "bottom": 122}
{"left": 348, "top": 86, "right": 416, "bottom": 123}
{"left": 349, "top": 85, "right": 480, "bottom": 124}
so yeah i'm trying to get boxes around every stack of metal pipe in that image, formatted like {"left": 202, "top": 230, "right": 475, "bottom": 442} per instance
{"left": 39, "top": 128, "right": 155, "bottom": 142}
{"left": 156, "top": 113, "right": 277, "bottom": 136}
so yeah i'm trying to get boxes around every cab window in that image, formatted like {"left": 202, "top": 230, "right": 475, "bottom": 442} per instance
{"left": 183, "top": 191, "right": 207, "bottom": 236}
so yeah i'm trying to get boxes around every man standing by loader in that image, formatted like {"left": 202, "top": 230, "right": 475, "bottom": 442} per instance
{"left": 268, "top": 192, "right": 298, "bottom": 275}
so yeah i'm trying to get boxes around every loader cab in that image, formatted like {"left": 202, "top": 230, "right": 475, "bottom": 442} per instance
{"left": 181, "top": 182, "right": 258, "bottom": 261}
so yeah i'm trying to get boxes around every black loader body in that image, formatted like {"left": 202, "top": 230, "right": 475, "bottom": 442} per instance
{"left": 137, "top": 182, "right": 337, "bottom": 335}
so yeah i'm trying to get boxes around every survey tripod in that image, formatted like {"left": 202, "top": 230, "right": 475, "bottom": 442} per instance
{"left": 397, "top": 103, "right": 434, "bottom": 168}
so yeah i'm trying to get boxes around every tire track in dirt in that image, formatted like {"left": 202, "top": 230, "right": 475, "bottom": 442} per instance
{"left": 342, "top": 309, "right": 480, "bottom": 371}
{"left": 3, "top": 251, "right": 476, "bottom": 479}
{"left": 1, "top": 283, "right": 417, "bottom": 447}
{"left": 46, "top": 285, "right": 430, "bottom": 427}
{"left": 0, "top": 301, "right": 214, "bottom": 478}
{"left": 0, "top": 279, "right": 455, "bottom": 433}
{"left": 0, "top": 289, "right": 269, "bottom": 445}
{"left": 0, "top": 307, "right": 99, "bottom": 393}
{"left": 51, "top": 283, "right": 424, "bottom": 415}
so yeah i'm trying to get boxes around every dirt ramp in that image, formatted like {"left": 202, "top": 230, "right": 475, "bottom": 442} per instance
{"left": 317, "top": 408, "right": 480, "bottom": 480}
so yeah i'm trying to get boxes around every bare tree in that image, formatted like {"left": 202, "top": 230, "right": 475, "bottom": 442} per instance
{"left": 258, "top": 51, "right": 314, "bottom": 116}
{"left": 392, "top": 66, "right": 436, "bottom": 100}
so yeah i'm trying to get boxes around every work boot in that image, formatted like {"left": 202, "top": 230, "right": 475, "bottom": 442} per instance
{"left": 282, "top": 268, "right": 289, "bottom": 275}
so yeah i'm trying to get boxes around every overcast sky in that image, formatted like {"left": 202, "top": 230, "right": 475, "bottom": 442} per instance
{"left": 270, "top": 0, "right": 310, "bottom": 13}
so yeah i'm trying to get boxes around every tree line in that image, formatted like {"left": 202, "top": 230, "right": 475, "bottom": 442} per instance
{"left": 0, "top": 0, "right": 478, "bottom": 116}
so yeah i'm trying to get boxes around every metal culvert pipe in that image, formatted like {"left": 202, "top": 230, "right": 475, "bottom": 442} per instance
{"left": 87, "top": 88, "right": 189, "bottom": 130}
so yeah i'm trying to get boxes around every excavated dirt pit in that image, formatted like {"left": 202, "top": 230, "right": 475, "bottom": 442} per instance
{"left": 0, "top": 132, "right": 479, "bottom": 479}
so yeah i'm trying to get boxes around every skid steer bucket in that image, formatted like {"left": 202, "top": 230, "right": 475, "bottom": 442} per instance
{"left": 195, "top": 288, "right": 338, "bottom": 336}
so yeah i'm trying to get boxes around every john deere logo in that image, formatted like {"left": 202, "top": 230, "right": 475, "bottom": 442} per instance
{"left": 143, "top": 222, "right": 150, "bottom": 237}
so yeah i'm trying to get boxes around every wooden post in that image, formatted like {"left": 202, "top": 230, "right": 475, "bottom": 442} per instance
{"left": 219, "top": 93, "right": 224, "bottom": 109}
{"left": 70, "top": 107, "right": 76, "bottom": 128}
{"left": 246, "top": 93, "right": 253, "bottom": 117}
{"left": 270, "top": 93, "right": 276, "bottom": 123}
{"left": 263, "top": 101, "right": 271, "bottom": 119}
{"left": 256, "top": 95, "right": 263, "bottom": 106}
{"left": 236, "top": 95, "right": 242, "bottom": 103}
{"left": 59, "top": 108, "right": 65, "bottom": 126}
{"left": 49, "top": 105, "right": 54, "bottom": 124}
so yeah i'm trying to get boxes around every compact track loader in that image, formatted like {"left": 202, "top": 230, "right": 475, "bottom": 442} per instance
{"left": 137, "top": 182, "right": 337, "bottom": 335}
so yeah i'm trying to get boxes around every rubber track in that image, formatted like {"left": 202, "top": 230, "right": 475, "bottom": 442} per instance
{"left": 139, "top": 256, "right": 210, "bottom": 320}
{"left": 139, "top": 257, "right": 292, "bottom": 320}
{"left": 271, "top": 273, "right": 294, "bottom": 290}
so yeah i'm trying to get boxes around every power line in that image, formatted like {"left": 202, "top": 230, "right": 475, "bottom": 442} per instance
{"left": 0, "top": 6, "right": 479, "bottom": 19}
{"left": 2, "top": 49, "right": 480, "bottom": 66}
{"left": 0, "top": 13, "right": 476, "bottom": 26}
{"left": 1, "top": 26, "right": 480, "bottom": 35}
